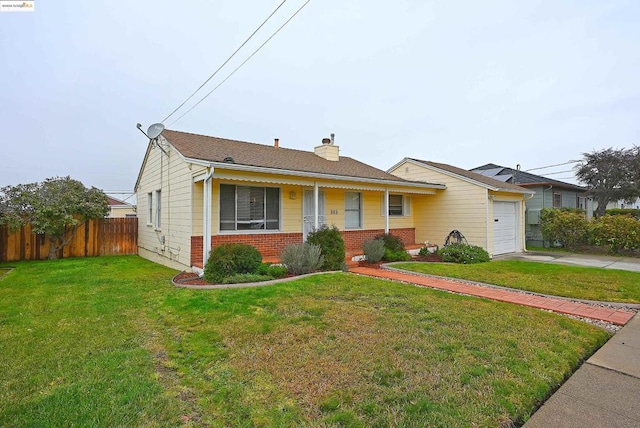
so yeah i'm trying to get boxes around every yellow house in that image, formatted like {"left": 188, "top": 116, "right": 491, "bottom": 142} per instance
{"left": 134, "top": 130, "right": 447, "bottom": 270}
{"left": 388, "top": 158, "right": 535, "bottom": 256}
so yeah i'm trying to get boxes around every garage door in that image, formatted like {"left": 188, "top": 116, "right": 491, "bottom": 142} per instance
{"left": 493, "top": 202, "right": 517, "bottom": 255}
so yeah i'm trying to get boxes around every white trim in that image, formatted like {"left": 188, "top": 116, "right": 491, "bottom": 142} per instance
{"left": 389, "top": 158, "right": 534, "bottom": 195}
{"left": 183, "top": 157, "right": 446, "bottom": 191}
{"left": 194, "top": 171, "right": 438, "bottom": 194}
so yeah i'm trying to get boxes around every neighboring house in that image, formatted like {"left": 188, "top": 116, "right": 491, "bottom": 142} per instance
{"left": 106, "top": 196, "right": 136, "bottom": 218}
{"left": 606, "top": 198, "right": 640, "bottom": 210}
{"left": 134, "top": 130, "right": 447, "bottom": 271}
{"left": 388, "top": 159, "right": 534, "bottom": 256}
{"left": 470, "top": 163, "right": 592, "bottom": 247}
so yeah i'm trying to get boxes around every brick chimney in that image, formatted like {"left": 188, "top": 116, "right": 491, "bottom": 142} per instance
{"left": 274, "top": 138, "right": 279, "bottom": 148}
{"left": 314, "top": 134, "right": 339, "bottom": 161}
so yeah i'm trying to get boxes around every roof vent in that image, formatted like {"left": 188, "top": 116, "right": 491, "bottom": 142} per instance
{"left": 322, "top": 138, "right": 331, "bottom": 145}
{"left": 223, "top": 156, "right": 235, "bottom": 163}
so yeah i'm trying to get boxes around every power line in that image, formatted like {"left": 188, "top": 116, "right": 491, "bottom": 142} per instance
{"left": 539, "top": 169, "right": 575, "bottom": 176}
{"left": 161, "top": 0, "right": 289, "bottom": 123}
{"left": 168, "top": 0, "right": 312, "bottom": 127}
{"left": 525, "top": 160, "right": 580, "bottom": 172}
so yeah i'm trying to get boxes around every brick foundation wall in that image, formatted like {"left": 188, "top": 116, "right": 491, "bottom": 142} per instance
{"left": 191, "top": 228, "right": 415, "bottom": 267}
{"left": 341, "top": 228, "right": 416, "bottom": 251}
{"left": 191, "top": 233, "right": 303, "bottom": 267}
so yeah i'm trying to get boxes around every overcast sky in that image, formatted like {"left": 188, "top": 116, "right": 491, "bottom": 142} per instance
{"left": 2, "top": 0, "right": 639, "bottom": 196}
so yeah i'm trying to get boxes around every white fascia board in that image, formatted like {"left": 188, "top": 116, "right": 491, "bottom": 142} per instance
{"left": 183, "top": 157, "right": 446, "bottom": 191}
{"left": 387, "top": 157, "right": 411, "bottom": 173}
{"left": 405, "top": 159, "right": 532, "bottom": 194}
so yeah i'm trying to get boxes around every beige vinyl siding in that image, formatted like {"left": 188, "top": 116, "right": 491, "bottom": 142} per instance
{"left": 137, "top": 141, "right": 202, "bottom": 270}
{"left": 392, "top": 163, "right": 487, "bottom": 248}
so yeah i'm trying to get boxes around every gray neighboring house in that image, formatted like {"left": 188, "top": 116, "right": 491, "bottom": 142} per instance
{"left": 471, "top": 163, "right": 593, "bottom": 247}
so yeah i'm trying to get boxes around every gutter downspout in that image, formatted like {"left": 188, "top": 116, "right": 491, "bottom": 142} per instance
{"left": 203, "top": 167, "right": 214, "bottom": 269}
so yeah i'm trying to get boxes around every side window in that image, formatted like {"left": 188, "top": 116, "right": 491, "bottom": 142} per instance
{"left": 147, "top": 192, "right": 153, "bottom": 225}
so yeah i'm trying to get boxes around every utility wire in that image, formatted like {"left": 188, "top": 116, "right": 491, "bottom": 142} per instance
{"left": 537, "top": 169, "right": 575, "bottom": 176}
{"left": 161, "top": 0, "right": 289, "bottom": 123}
{"left": 168, "top": 0, "right": 311, "bottom": 127}
{"left": 525, "top": 160, "right": 580, "bottom": 172}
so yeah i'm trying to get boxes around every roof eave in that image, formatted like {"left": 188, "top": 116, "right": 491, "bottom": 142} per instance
{"left": 183, "top": 157, "right": 446, "bottom": 190}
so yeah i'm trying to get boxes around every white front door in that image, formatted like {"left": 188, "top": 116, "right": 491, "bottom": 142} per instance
{"left": 303, "top": 189, "right": 325, "bottom": 240}
{"left": 493, "top": 202, "right": 517, "bottom": 255}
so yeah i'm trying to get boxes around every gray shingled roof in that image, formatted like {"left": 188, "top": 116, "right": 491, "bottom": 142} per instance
{"left": 408, "top": 159, "right": 534, "bottom": 194}
{"left": 163, "top": 130, "right": 439, "bottom": 185}
{"left": 472, "top": 163, "right": 586, "bottom": 191}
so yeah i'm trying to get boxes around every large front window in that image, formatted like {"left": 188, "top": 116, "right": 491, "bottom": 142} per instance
{"left": 220, "top": 184, "right": 280, "bottom": 231}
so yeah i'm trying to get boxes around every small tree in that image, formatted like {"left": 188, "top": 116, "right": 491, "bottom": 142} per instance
{"left": 0, "top": 177, "right": 109, "bottom": 259}
{"left": 575, "top": 146, "right": 640, "bottom": 217}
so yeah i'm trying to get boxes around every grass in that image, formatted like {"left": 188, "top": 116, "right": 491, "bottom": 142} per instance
{"left": 394, "top": 260, "right": 640, "bottom": 303}
{"left": 0, "top": 256, "right": 611, "bottom": 427}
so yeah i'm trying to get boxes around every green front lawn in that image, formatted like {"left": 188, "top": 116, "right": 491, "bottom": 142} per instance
{"left": 0, "top": 256, "right": 610, "bottom": 427}
{"left": 394, "top": 260, "right": 640, "bottom": 303}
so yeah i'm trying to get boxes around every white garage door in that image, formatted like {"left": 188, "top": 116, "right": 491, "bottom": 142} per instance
{"left": 493, "top": 202, "right": 517, "bottom": 255}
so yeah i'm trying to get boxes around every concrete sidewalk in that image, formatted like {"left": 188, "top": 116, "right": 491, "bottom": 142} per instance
{"left": 499, "top": 251, "right": 640, "bottom": 273}
{"left": 524, "top": 313, "right": 640, "bottom": 427}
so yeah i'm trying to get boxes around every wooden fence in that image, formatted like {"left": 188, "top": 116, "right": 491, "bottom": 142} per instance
{"left": 0, "top": 218, "right": 138, "bottom": 262}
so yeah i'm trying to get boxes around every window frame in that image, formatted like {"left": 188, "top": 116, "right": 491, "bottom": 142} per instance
{"left": 154, "top": 190, "right": 162, "bottom": 230}
{"left": 219, "top": 184, "right": 281, "bottom": 232}
{"left": 344, "top": 191, "right": 362, "bottom": 230}
{"left": 553, "top": 192, "right": 562, "bottom": 209}
{"left": 147, "top": 192, "right": 153, "bottom": 226}
{"left": 388, "top": 194, "right": 404, "bottom": 216}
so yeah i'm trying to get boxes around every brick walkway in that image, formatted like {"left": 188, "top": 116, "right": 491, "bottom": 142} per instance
{"left": 350, "top": 267, "right": 635, "bottom": 325}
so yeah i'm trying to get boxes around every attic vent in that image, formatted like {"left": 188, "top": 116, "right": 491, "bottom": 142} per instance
{"left": 223, "top": 157, "right": 235, "bottom": 163}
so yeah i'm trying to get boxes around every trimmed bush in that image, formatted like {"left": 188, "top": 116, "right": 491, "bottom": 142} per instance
{"left": 256, "top": 263, "right": 288, "bottom": 279}
{"left": 540, "top": 208, "right": 589, "bottom": 249}
{"left": 221, "top": 274, "right": 273, "bottom": 284}
{"left": 438, "top": 243, "right": 490, "bottom": 264}
{"left": 204, "top": 243, "right": 262, "bottom": 283}
{"left": 375, "top": 233, "right": 405, "bottom": 253}
{"left": 383, "top": 248, "right": 411, "bottom": 262}
{"left": 363, "top": 239, "right": 385, "bottom": 263}
{"left": 606, "top": 208, "right": 640, "bottom": 220}
{"left": 590, "top": 215, "right": 640, "bottom": 253}
{"left": 280, "top": 243, "right": 324, "bottom": 275}
{"left": 307, "top": 225, "right": 346, "bottom": 271}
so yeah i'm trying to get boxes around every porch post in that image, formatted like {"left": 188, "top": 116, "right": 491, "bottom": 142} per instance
{"left": 314, "top": 182, "right": 319, "bottom": 230}
{"left": 384, "top": 188, "right": 389, "bottom": 234}
{"left": 203, "top": 168, "right": 214, "bottom": 268}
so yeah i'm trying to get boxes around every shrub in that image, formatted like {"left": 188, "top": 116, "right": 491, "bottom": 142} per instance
{"left": 307, "top": 225, "right": 346, "bottom": 271}
{"left": 418, "top": 245, "right": 438, "bottom": 256}
{"left": 363, "top": 239, "right": 385, "bottom": 263}
{"left": 438, "top": 243, "right": 490, "bottom": 264}
{"left": 221, "top": 273, "right": 273, "bottom": 284}
{"left": 256, "top": 263, "right": 288, "bottom": 279}
{"left": 383, "top": 248, "right": 411, "bottom": 262}
{"left": 606, "top": 208, "right": 640, "bottom": 220}
{"left": 539, "top": 208, "right": 589, "bottom": 249}
{"left": 280, "top": 243, "right": 324, "bottom": 275}
{"left": 375, "top": 233, "right": 405, "bottom": 253}
{"left": 204, "top": 243, "right": 262, "bottom": 283}
{"left": 590, "top": 215, "right": 640, "bottom": 253}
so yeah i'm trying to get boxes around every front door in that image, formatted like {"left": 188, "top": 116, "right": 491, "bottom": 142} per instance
{"left": 303, "top": 189, "right": 326, "bottom": 240}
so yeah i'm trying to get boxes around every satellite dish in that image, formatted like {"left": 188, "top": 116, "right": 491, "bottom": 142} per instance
{"left": 147, "top": 123, "right": 165, "bottom": 140}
